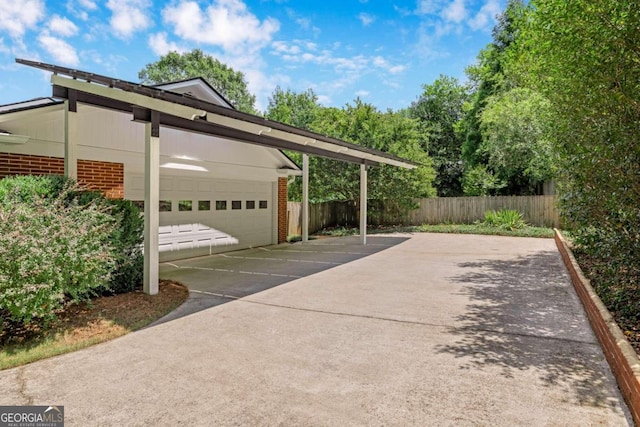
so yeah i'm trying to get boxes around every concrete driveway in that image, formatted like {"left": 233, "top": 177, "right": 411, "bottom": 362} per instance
{"left": 0, "top": 233, "right": 631, "bottom": 426}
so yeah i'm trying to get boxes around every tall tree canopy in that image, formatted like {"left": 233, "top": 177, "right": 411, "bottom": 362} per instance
{"left": 517, "top": 0, "right": 640, "bottom": 318}
{"left": 409, "top": 75, "right": 467, "bottom": 196}
{"left": 266, "top": 89, "right": 436, "bottom": 214}
{"left": 457, "top": 0, "right": 550, "bottom": 196}
{"left": 139, "top": 49, "right": 257, "bottom": 114}
{"left": 459, "top": 1, "right": 527, "bottom": 166}
{"left": 479, "top": 87, "right": 555, "bottom": 194}
{"left": 266, "top": 86, "right": 319, "bottom": 130}
{"left": 310, "top": 100, "right": 435, "bottom": 210}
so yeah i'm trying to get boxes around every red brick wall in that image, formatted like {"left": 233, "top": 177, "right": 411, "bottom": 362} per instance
{"left": 555, "top": 230, "right": 640, "bottom": 425}
{"left": 77, "top": 159, "right": 124, "bottom": 199}
{"left": 278, "top": 177, "right": 288, "bottom": 243}
{"left": 0, "top": 153, "right": 124, "bottom": 199}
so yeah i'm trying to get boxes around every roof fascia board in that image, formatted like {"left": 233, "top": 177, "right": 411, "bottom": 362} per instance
{"left": 52, "top": 75, "right": 207, "bottom": 122}
{"left": 53, "top": 85, "right": 132, "bottom": 113}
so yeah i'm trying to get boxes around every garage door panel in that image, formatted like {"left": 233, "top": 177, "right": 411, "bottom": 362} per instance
{"left": 157, "top": 176, "right": 273, "bottom": 261}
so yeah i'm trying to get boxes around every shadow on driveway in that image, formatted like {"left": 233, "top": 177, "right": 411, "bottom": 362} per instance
{"left": 154, "top": 235, "right": 409, "bottom": 325}
{"left": 439, "top": 249, "right": 622, "bottom": 411}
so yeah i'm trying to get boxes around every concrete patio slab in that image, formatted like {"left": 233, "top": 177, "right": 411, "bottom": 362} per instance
{"left": 0, "top": 233, "right": 631, "bottom": 426}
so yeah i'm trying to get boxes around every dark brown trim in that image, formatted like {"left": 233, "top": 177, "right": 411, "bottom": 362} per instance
{"left": 150, "top": 110, "right": 160, "bottom": 138}
{"left": 67, "top": 89, "right": 77, "bottom": 112}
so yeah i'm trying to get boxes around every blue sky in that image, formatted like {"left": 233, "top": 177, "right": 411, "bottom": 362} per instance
{"left": 0, "top": 0, "right": 505, "bottom": 112}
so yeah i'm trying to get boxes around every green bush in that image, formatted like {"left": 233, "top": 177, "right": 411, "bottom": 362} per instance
{"left": 0, "top": 175, "right": 145, "bottom": 334}
{"left": 572, "top": 226, "right": 640, "bottom": 326}
{"left": 106, "top": 199, "right": 144, "bottom": 294}
{"left": 47, "top": 183, "right": 144, "bottom": 294}
{"left": 0, "top": 174, "right": 67, "bottom": 204}
{"left": 482, "top": 209, "right": 527, "bottom": 230}
{"left": 0, "top": 179, "right": 115, "bottom": 328}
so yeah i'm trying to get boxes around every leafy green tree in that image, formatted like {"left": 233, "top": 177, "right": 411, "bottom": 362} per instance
{"left": 459, "top": 0, "right": 526, "bottom": 166}
{"left": 265, "top": 87, "right": 322, "bottom": 200}
{"left": 309, "top": 100, "right": 435, "bottom": 218}
{"left": 519, "top": 0, "right": 640, "bottom": 320}
{"left": 139, "top": 49, "right": 257, "bottom": 114}
{"left": 266, "top": 90, "right": 436, "bottom": 216}
{"left": 409, "top": 75, "right": 467, "bottom": 196}
{"left": 462, "top": 164, "right": 505, "bottom": 196}
{"left": 266, "top": 86, "right": 319, "bottom": 130}
{"left": 479, "top": 87, "right": 555, "bottom": 194}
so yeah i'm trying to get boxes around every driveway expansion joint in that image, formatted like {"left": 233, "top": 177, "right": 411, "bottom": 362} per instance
{"left": 17, "top": 367, "right": 33, "bottom": 405}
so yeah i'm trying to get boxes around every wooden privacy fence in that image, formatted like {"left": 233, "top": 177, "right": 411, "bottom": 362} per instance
{"left": 287, "top": 201, "right": 357, "bottom": 236}
{"left": 407, "top": 195, "right": 559, "bottom": 228}
{"left": 287, "top": 195, "right": 559, "bottom": 236}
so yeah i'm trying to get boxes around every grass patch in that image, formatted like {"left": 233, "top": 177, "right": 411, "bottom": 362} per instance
{"left": 412, "top": 223, "right": 555, "bottom": 238}
{"left": 0, "top": 280, "right": 188, "bottom": 370}
{"left": 315, "top": 223, "right": 555, "bottom": 239}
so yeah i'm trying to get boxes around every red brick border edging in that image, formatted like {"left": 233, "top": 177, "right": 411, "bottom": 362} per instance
{"left": 554, "top": 229, "right": 640, "bottom": 425}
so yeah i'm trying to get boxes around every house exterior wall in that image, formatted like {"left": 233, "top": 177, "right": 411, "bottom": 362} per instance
{"left": 0, "top": 100, "right": 299, "bottom": 258}
{"left": 0, "top": 152, "right": 124, "bottom": 198}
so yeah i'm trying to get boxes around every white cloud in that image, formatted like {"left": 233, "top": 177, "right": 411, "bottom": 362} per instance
{"left": 163, "top": 0, "right": 279, "bottom": 53}
{"left": 48, "top": 16, "right": 79, "bottom": 37}
{"left": 242, "top": 67, "right": 290, "bottom": 111}
{"left": 0, "top": 38, "right": 9, "bottom": 54}
{"left": 87, "top": 51, "right": 127, "bottom": 73}
{"left": 66, "top": 0, "right": 97, "bottom": 21}
{"left": 148, "top": 33, "right": 185, "bottom": 56}
{"left": 286, "top": 8, "right": 320, "bottom": 37}
{"left": 272, "top": 41, "right": 301, "bottom": 55}
{"left": 372, "top": 56, "right": 387, "bottom": 68}
{"left": 415, "top": 0, "right": 443, "bottom": 15}
{"left": 388, "top": 65, "right": 406, "bottom": 74}
{"left": 273, "top": 44, "right": 406, "bottom": 79}
{"left": 106, "top": 0, "right": 151, "bottom": 39}
{"left": 372, "top": 56, "right": 406, "bottom": 74}
{"left": 78, "top": 0, "right": 98, "bottom": 9}
{"left": 442, "top": 0, "right": 467, "bottom": 23}
{"left": 469, "top": 0, "right": 501, "bottom": 31}
{"left": 38, "top": 33, "right": 79, "bottom": 66}
{"left": 358, "top": 13, "right": 375, "bottom": 26}
{"left": 355, "top": 90, "right": 369, "bottom": 97}
{"left": 0, "top": 0, "right": 45, "bottom": 37}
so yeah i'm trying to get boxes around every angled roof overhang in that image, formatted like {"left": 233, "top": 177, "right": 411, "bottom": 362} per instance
{"left": 15, "top": 58, "right": 418, "bottom": 169}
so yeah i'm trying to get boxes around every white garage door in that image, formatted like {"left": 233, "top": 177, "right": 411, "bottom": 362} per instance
{"left": 129, "top": 175, "right": 274, "bottom": 261}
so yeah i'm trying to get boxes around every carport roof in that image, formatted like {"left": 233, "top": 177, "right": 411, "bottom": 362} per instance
{"left": 16, "top": 58, "right": 418, "bottom": 169}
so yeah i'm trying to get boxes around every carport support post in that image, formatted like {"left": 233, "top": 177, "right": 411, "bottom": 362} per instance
{"left": 143, "top": 111, "right": 160, "bottom": 295}
{"left": 360, "top": 163, "right": 367, "bottom": 245}
{"left": 63, "top": 93, "right": 78, "bottom": 179}
{"left": 302, "top": 154, "right": 309, "bottom": 242}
